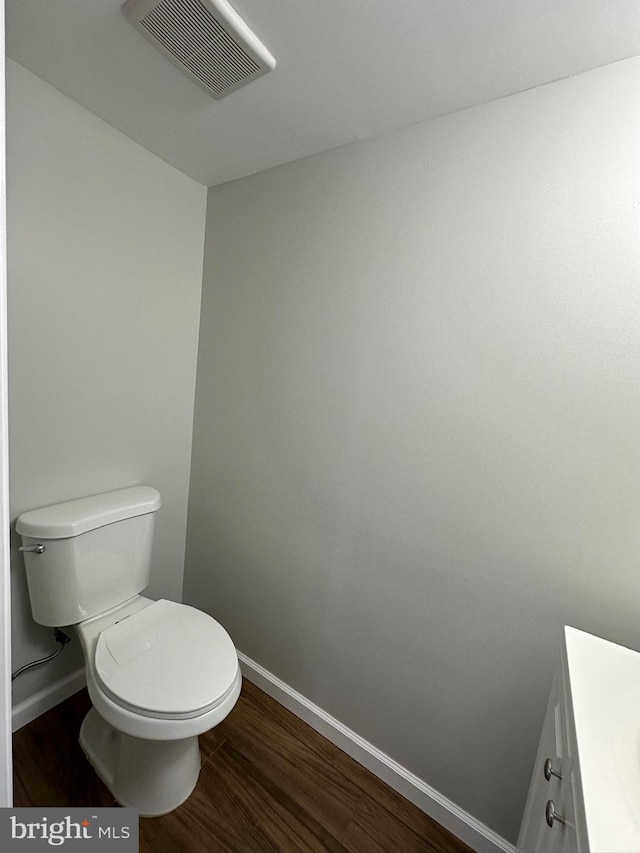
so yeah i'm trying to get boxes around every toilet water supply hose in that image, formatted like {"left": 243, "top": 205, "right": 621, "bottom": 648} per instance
{"left": 11, "top": 629, "right": 72, "bottom": 682}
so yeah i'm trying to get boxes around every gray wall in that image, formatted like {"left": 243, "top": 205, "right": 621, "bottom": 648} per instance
{"left": 185, "top": 55, "right": 640, "bottom": 843}
{"left": 7, "top": 59, "right": 207, "bottom": 707}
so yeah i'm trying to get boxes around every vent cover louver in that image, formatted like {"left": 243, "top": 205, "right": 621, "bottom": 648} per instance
{"left": 123, "top": 0, "right": 276, "bottom": 99}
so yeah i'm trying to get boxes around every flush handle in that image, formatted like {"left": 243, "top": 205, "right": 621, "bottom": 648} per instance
{"left": 19, "top": 544, "right": 46, "bottom": 554}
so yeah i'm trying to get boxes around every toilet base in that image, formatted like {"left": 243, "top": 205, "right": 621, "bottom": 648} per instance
{"left": 79, "top": 708, "right": 201, "bottom": 817}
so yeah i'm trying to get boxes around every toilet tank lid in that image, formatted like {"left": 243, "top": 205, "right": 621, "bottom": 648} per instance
{"left": 16, "top": 486, "right": 161, "bottom": 539}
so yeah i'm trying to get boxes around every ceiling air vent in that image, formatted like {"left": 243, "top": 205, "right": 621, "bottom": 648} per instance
{"left": 122, "top": 0, "right": 276, "bottom": 99}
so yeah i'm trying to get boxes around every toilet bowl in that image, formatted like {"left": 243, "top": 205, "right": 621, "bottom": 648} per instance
{"left": 76, "top": 595, "right": 242, "bottom": 815}
{"left": 16, "top": 486, "right": 241, "bottom": 816}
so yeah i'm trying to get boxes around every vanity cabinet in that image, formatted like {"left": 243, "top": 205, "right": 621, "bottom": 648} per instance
{"left": 517, "top": 669, "right": 582, "bottom": 852}
{"left": 517, "top": 627, "right": 640, "bottom": 853}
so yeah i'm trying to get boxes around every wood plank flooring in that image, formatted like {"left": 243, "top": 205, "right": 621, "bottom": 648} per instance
{"left": 13, "top": 679, "right": 473, "bottom": 853}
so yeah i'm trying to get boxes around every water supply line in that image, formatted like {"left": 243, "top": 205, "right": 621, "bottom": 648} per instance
{"left": 11, "top": 629, "right": 72, "bottom": 682}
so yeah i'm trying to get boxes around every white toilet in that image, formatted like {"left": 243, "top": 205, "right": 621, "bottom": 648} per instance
{"left": 16, "top": 486, "right": 242, "bottom": 817}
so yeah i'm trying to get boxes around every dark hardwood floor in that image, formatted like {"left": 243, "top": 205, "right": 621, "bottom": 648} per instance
{"left": 13, "top": 679, "right": 473, "bottom": 853}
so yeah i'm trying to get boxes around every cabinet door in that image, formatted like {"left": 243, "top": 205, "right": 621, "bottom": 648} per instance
{"left": 517, "top": 674, "right": 569, "bottom": 852}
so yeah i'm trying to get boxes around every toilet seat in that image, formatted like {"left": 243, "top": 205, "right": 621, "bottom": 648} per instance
{"left": 94, "top": 599, "right": 239, "bottom": 721}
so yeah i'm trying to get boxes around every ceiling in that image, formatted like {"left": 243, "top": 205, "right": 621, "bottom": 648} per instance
{"left": 6, "top": 0, "right": 640, "bottom": 187}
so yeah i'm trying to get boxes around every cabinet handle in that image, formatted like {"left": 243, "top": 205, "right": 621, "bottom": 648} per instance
{"left": 544, "top": 758, "right": 562, "bottom": 781}
{"left": 545, "top": 800, "right": 566, "bottom": 828}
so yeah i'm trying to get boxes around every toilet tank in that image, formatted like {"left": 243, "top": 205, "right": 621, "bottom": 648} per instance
{"left": 15, "top": 486, "right": 161, "bottom": 627}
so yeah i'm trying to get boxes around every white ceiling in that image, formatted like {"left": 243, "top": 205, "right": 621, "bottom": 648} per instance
{"left": 6, "top": 0, "right": 640, "bottom": 187}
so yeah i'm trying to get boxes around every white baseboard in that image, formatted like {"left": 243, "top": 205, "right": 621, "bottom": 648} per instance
{"left": 238, "top": 652, "right": 515, "bottom": 853}
{"left": 12, "top": 667, "right": 86, "bottom": 733}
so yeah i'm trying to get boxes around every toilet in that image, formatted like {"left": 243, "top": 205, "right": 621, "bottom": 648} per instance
{"left": 15, "top": 486, "right": 242, "bottom": 816}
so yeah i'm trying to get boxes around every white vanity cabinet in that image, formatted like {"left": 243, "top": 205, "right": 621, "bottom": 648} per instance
{"left": 516, "top": 667, "right": 582, "bottom": 851}
{"left": 517, "top": 627, "right": 640, "bottom": 853}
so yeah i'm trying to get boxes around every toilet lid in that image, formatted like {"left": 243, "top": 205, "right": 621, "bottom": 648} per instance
{"left": 94, "top": 599, "right": 239, "bottom": 720}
